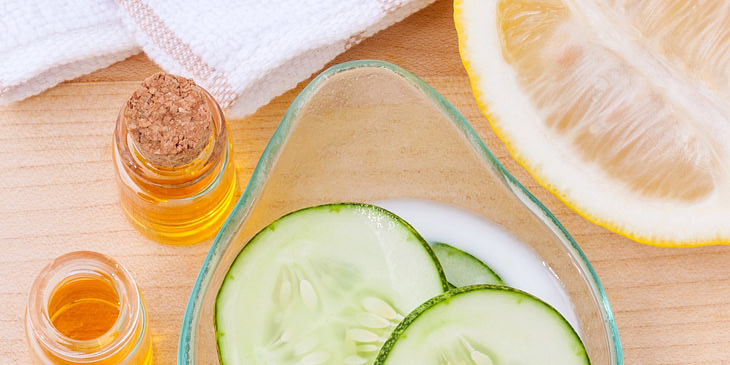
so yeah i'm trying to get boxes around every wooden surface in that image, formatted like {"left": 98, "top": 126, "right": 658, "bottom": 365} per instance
{"left": 2, "top": 0, "right": 729, "bottom": 363}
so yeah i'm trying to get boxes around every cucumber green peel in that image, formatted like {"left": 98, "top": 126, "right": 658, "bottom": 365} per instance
{"left": 430, "top": 242, "right": 503, "bottom": 287}
{"left": 215, "top": 203, "right": 448, "bottom": 365}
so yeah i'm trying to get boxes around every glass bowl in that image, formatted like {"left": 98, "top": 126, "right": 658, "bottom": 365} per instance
{"left": 178, "top": 60, "right": 622, "bottom": 364}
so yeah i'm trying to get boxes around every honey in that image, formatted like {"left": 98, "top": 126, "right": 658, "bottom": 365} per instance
{"left": 113, "top": 77, "right": 239, "bottom": 245}
{"left": 48, "top": 276, "right": 120, "bottom": 341}
{"left": 25, "top": 251, "right": 152, "bottom": 364}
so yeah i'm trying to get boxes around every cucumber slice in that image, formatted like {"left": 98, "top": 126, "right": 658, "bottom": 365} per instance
{"left": 376, "top": 285, "right": 589, "bottom": 365}
{"left": 215, "top": 203, "right": 448, "bottom": 365}
{"left": 430, "top": 242, "right": 503, "bottom": 287}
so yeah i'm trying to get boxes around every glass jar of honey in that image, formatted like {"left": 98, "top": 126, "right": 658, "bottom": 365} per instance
{"left": 113, "top": 73, "right": 238, "bottom": 245}
{"left": 25, "top": 251, "right": 152, "bottom": 364}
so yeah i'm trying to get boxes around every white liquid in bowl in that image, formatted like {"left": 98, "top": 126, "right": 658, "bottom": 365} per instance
{"left": 374, "top": 198, "right": 581, "bottom": 335}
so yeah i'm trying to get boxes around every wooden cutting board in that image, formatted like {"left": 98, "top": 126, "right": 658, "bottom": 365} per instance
{"left": 2, "top": 0, "right": 729, "bottom": 363}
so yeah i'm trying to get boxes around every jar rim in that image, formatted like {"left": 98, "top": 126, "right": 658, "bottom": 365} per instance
{"left": 26, "top": 251, "right": 144, "bottom": 362}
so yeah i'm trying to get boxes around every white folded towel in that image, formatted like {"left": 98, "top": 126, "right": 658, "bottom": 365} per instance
{"left": 0, "top": 0, "right": 435, "bottom": 118}
{"left": 0, "top": 0, "right": 139, "bottom": 105}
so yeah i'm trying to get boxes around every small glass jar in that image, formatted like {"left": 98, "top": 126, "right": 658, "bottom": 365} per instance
{"left": 25, "top": 251, "right": 152, "bottom": 364}
{"left": 113, "top": 88, "right": 238, "bottom": 245}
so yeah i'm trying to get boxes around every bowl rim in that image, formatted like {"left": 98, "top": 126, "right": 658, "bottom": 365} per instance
{"left": 177, "top": 59, "right": 623, "bottom": 364}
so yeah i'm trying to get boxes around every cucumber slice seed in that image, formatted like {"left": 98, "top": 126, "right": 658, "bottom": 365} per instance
{"left": 376, "top": 284, "right": 589, "bottom": 365}
{"left": 215, "top": 203, "right": 448, "bottom": 364}
{"left": 430, "top": 242, "right": 504, "bottom": 287}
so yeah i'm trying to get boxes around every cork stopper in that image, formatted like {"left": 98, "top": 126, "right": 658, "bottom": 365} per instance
{"left": 123, "top": 73, "right": 212, "bottom": 168}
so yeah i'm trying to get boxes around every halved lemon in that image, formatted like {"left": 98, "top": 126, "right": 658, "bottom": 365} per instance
{"left": 455, "top": 0, "right": 730, "bottom": 246}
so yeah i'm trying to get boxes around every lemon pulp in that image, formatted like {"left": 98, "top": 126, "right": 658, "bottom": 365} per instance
{"left": 456, "top": 0, "right": 730, "bottom": 246}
